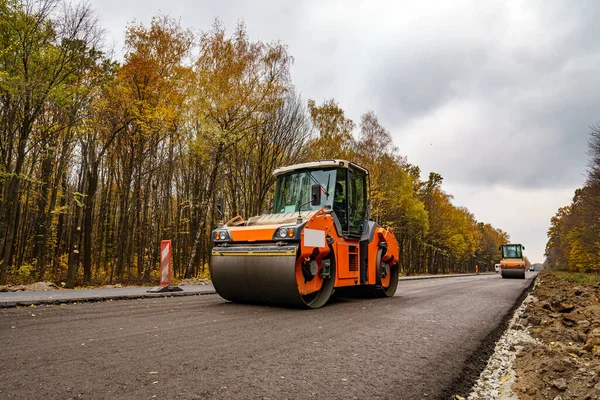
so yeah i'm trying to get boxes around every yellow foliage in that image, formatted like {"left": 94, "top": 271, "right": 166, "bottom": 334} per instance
{"left": 306, "top": 98, "right": 355, "bottom": 160}
{"left": 193, "top": 20, "right": 292, "bottom": 152}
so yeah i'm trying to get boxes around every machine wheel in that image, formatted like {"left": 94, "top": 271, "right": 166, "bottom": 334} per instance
{"left": 375, "top": 248, "right": 399, "bottom": 298}
{"left": 300, "top": 255, "right": 336, "bottom": 309}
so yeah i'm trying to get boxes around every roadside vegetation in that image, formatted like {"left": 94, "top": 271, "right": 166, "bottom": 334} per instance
{"left": 511, "top": 271, "right": 600, "bottom": 400}
{"left": 550, "top": 271, "right": 600, "bottom": 286}
{"left": 0, "top": 0, "right": 509, "bottom": 287}
{"left": 545, "top": 127, "right": 600, "bottom": 273}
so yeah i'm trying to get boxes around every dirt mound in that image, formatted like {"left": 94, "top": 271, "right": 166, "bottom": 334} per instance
{"left": 0, "top": 281, "right": 60, "bottom": 292}
{"left": 177, "top": 277, "right": 211, "bottom": 286}
{"left": 512, "top": 273, "right": 600, "bottom": 399}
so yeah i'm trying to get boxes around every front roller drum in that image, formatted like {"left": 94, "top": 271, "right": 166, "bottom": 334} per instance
{"left": 501, "top": 268, "right": 525, "bottom": 279}
{"left": 211, "top": 246, "right": 335, "bottom": 308}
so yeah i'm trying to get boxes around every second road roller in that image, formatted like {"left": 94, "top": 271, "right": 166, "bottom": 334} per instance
{"left": 499, "top": 243, "right": 526, "bottom": 279}
{"left": 211, "top": 159, "right": 400, "bottom": 308}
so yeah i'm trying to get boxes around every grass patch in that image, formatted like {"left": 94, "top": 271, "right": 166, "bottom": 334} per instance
{"left": 547, "top": 270, "right": 600, "bottom": 285}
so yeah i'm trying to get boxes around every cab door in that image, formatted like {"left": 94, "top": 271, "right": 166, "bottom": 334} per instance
{"left": 348, "top": 167, "right": 367, "bottom": 237}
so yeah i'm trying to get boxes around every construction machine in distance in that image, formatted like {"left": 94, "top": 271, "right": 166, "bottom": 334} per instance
{"left": 210, "top": 160, "right": 400, "bottom": 308}
{"left": 499, "top": 243, "right": 526, "bottom": 279}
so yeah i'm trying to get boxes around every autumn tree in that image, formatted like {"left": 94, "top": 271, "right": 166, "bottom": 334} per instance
{"left": 107, "top": 15, "right": 193, "bottom": 281}
{"left": 588, "top": 124, "right": 600, "bottom": 194}
{"left": 352, "top": 111, "right": 428, "bottom": 272}
{"left": 477, "top": 222, "right": 507, "bottom": 270}
{"left": 187, "top": 20, "right": 293, "bottom": 276}
{"left": 545, "top": 125, "right": 600, "bottom": 273}
{"left": 0, "top": 0, "right": 102, "bottom": 283}
{"left": 306, "top": 98, "right": 355, "bottom": 160}
{"left": 224, "top": 92, "right": 313, "bottom": 218}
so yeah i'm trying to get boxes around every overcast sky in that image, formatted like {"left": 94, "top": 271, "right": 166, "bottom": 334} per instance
{"left": 88, "top": 0, "right": 598, "bottom": 263}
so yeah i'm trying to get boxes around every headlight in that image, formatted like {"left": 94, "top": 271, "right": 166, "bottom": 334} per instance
{"left": 273, "top": 226, "right": 298, "bottom": 240}
{"left": 213, "top": 230, "right": 230, "bottom": 241}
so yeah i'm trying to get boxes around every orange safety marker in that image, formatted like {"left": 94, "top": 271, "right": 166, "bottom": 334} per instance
{"left": 160, "top": 240, "right": 172, "bottom": 287}
{"left": 147, "top": 240, "right": 183, "bottom": 293}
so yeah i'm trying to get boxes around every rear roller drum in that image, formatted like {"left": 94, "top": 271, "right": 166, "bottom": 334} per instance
{"left": 375, "top": 248, "right": 399, "bottom": 298}
{"left": 334, "top": 249, "right": 399, "bottom": 299}
{"left": 299, "top": 257, "right": 336, "bottom": 309}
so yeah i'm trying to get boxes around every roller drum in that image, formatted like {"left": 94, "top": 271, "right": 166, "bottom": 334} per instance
{"left": 211, "top": 245, "right": 305, "bottom": 306}
{"left": 501, "top": 268, "right": 525, "bottom": 279}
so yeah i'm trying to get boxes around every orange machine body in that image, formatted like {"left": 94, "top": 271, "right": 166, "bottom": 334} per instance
{"left": 223, "top": 209, "right": 399, "bottom": 297}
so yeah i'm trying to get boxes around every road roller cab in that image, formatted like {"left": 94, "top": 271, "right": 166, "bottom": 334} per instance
{"left": 499, "top": 244, "right": 526, "bottom": 279}
{"left": 211, "top": 160, "right": 400, "bottom": 308}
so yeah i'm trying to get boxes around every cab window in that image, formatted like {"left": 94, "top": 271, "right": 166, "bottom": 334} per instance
{"left": 348, "top": 169, "right": 366, "bottom": 236}
{"left": 333, "top": 169, "right": 348, "bottom": 231}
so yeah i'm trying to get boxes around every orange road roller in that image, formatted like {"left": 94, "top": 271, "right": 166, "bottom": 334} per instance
{"left": 499, "top": 243, "right": 526, "bottom": 279}
{"left": 211, "top": 160, "right": 400, "bottom": 308}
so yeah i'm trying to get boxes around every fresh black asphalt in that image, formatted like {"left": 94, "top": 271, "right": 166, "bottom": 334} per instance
{"left": 0, "top": 272, "right": 535, "bottom": 399}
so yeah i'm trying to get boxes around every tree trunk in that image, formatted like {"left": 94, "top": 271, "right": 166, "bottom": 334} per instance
{"left": 67, "top": 169, "right": 87, "bottom": 287}
{"left": 82, "top": 163, "right": 99, "bottom": 282}
{"left": 0, "top": 126, "right": 28, "bottom": 283}
{"left": 187, "top": 145, "right": 223, "bottom": 278}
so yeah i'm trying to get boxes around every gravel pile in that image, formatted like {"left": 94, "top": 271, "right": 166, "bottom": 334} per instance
{"left": 467, "top": 291, "right": 541, "bottom": 400}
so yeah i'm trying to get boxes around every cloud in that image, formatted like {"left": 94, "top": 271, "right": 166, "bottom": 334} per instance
{"left": 360, "top": 1, "right": 599, "bottom": 191}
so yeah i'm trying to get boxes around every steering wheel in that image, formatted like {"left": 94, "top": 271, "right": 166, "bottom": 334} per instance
{"left": 333, "top": 204, "right": 346, "bottom": 223}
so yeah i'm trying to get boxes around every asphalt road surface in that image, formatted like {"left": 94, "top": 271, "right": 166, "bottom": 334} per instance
{"left": 0, "top": 285, "right": 215, "bottom": 307}
{"left": 0, "top": 273, "right": 535, "bottom": 400}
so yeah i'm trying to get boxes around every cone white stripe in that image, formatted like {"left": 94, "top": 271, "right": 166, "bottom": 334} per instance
{"left": 161, "top": 263, "right": 169, "bottom": 282}
{"left": 161, "top": 243, "right": 169, "bottom": 263}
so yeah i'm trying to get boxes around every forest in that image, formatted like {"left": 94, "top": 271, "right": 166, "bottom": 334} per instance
{"left": 545, "top": 127, "right": 600, "bottom": 273}
{"left": 0, "top": 0, "right": 510, "bottom": 286}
